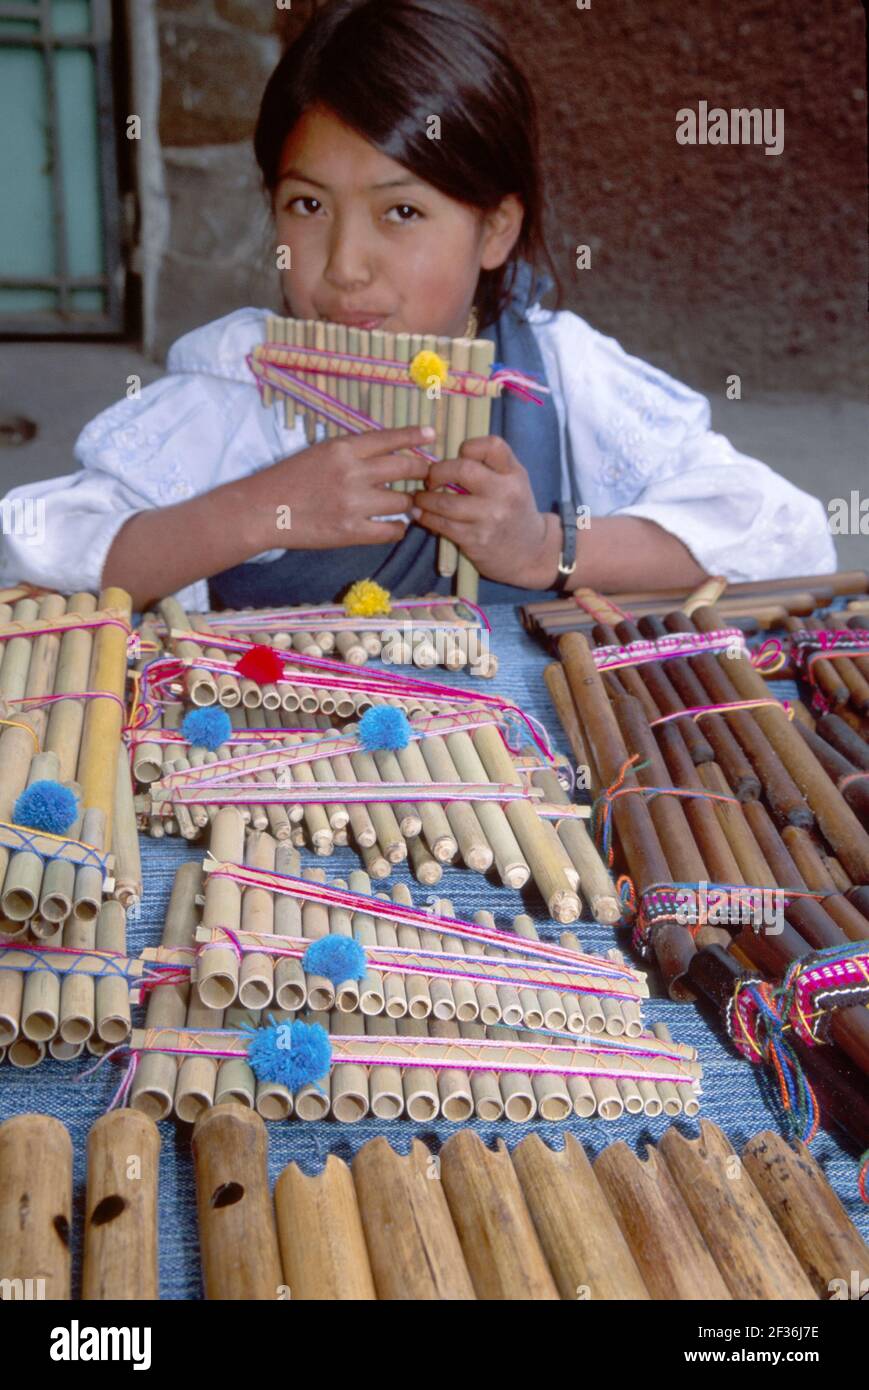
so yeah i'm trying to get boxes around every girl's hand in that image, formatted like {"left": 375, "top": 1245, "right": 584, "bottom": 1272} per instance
{"left": 253, "top": 425, "right": 435, "bottom": 550}
{"left": 411, "top": 435, "right": 561, "bottom": 588}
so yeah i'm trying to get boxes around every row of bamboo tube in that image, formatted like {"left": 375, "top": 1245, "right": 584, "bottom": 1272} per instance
{"left": 258, "top": 315, "right": 492, "bottom": 600}
{"left": 784, "top": 610, "right": 869, "bottom": 739}
{"left": 520, "top": 569, "right": 869, "bottom": 642}
{"left": 8, "top": 1105, "right": 863, "bottom": 1300}
{"left": 150, "top": 594, "right": 498, "bottom": 675}
{"left": 192, "top": 820, "right": 627, "bottom": 1015}
{"left": 131, "top": 861, "right": 693, "bottom": 1126}
{"left": 553, "top": 605, "right": 869, "bottom": 1128}
{"left": 0, "top": 586, "right": 140, "bottom": 1063}
{"left": 138, "top": 710, "right": 614, "bottom": 922}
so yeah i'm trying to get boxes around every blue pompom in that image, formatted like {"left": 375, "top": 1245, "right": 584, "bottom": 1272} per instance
{"left": 303, "top": 934, "right": 367, "bottom": 985}
{"left": 181, "top": 706, "right": 232, "bottom": 751}
{"left": 246, "top": 1017, "right": 332, "bottom": 1091}
{"left": 13, "top": 780, "right": 79, "bottom": 835}
{"left": 358, "top": 705, "right": 412, "bottom": 751}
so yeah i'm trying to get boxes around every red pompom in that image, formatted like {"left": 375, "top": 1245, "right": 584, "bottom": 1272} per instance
{"left": 234, "top": 644, "right": 285, "bottom": 684}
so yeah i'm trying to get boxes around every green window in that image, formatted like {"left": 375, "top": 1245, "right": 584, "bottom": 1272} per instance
{"left": 0, "top": 0, "right": 123, "bottom": 333}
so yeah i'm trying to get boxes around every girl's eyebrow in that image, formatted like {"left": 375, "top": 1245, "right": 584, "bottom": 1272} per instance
{"left": 277, "top": 166, "right": 425, "bottom": 192}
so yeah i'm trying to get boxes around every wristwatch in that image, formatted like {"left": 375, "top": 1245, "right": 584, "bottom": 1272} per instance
{"left": 552, "top": 500, "right": 578, "bottom": 593}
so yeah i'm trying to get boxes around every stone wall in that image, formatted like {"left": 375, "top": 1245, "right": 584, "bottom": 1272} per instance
{"left": 132, "top": 0, "right": 867, "bottom": 394}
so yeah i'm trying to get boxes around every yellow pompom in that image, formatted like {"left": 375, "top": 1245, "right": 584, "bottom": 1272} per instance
{"left": 344, "top": 579, "right": 392, "bottom": 618}
{"left": 409, "top": 350, "right": 448, "bottom": 389}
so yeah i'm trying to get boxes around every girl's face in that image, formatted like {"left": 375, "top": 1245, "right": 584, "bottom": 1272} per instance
{"left": 272, "top": 106, "right": 522, "bottom": 337}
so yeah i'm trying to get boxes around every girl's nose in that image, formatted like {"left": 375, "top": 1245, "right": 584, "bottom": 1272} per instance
{"left": 323, "top": 219, "right": 375, "bottom": 291}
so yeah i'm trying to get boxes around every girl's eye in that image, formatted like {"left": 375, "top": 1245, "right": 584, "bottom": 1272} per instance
{"left": 285, "top": 196, "right": 323, "bottom": 215}
{"left": 385, "top": 204, "right": 422, "bottom": 223}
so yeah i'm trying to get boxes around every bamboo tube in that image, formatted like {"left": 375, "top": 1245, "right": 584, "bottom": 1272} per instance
{"left": 446, "top": 729, "right": 530, "bottom": 886}
{"left": 82, "top": 1109, "right": 160, "bottom": 1300}
{"left": 272, "top": 842, "right": 306, "bottom": 1011}
{"left": 43, "top": 591, "right": 97, "bottom": 781}
{"left": 372, "top": 746, "right": 423, "bottom": 838}
{"left": 20, "top": 950, "right": 60, "bottom": 1042}
{"left": 216, "top": 1005, "right": 258, "bottom": 1108}
{"left": 395, "top": 736, "right": 458, "bottom": 862}
{"left": 192, "top": 1104, "right": 283, "bottom": 1300}
{"left": 237, "top": 831, "right": 277, "bottom": 1009}
{"left": 7, "top": 1036, "right": 46, "bottom": 1067}
{"left": 198, "top": 808, "right": 245, "bottom": 1009}
{"left": 512, "top": 1132, "right": 649, "bottom": 1300}
{"left": 531, "top": 765, "right": 621, "bottom": 922}
{"left": 329, "top": 1007, "right": 370, "bottom": 1122}
{"left": 658, "top": 1120, "right": 817, "bottom": 1299}
{"left": 275, "top": 1155, "right": 376, "bottom": 1300}
{"left": 0, "top": 1113, "right": 72, "bottom": 1299}
{"left": 1, "top": 748, "right": 60, "bottom": 923}
{"left": 741, "top": 1131, "right": 869, "bottom": 1298}
{"left": 112, "top": 747, "right": 142, "bottom": 908}
{"left": 544, "top": 660, "right": 592, "bottom": 773}
{"left": 393, "top": 1016, "right": 438, "bottom": 1120}
{"left": 130, "top": 861, "right": 201, "bottom": 1119}
{"left": 0, "top": 965, "right": 23, "bottom": 1046}
{"left": 348, "top": 745, "right": 406, "bottom": 863}
{"left": 300, "top": 866, "right": 335, "bottom": 1012}
{"left": 71, "top": 806, "right": 106, "bottom": 924}
{"left": 60, "top": 889, "right": 97, "bottom": 1044}
{"left": 418, "top": 732, "right": 493, "bottom": 872}
{"left": 37, "top": 781, "right": 83, "bottom": 929}
{"left": 95, "top": 898, "right": 131, "bottom": 1044}
{"left": 407, "top": 831, "right": 443, "bottom": 885}
{"left": 174, "top": 986, "right": 224, "bottom": 1123}
{"left": 294, "top": 1005, "right": 332, "bottom": 1121}
{"left": 365, "top": 1014, "right": 405, "bottom": 1118}
{"left": 76, "top": 586, "right": 132, "bottom": 844}
{"left": 473, "top": 723, "right": 580, "bottom": 920}
{"left": 352, "top": 1137, "right": 477, "bottom": 1302}
{"left": 439, "top": 1130, "right": 559, "bottom": 1299}
{"left": 322, "top": 747, "right": 378, "bottom": 849}
{"left": 431, "top": 1019, "right": 474, "bottom": 1122}
{"left": 0, "top": 600, "right": 44, "bottom": 902}
{"left": 593, "top": 1137, "right": 731, "bottom": 1299}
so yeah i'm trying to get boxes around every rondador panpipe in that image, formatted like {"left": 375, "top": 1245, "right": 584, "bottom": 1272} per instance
{"left": 250, "top": 315, "right": 547, "bottom": 603}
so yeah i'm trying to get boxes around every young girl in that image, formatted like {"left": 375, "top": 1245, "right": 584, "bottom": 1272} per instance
{"left": 0, "top": 0, "right": 834, "bottom": 612}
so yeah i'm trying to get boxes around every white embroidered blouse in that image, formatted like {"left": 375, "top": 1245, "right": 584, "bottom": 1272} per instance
{"left": 0, "top": 305, "right": 835, "bottom": 610}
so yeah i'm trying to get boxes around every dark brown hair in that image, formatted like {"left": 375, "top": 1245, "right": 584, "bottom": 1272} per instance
{"left": 254, "top": 0, "right": 560, "bottom": 328}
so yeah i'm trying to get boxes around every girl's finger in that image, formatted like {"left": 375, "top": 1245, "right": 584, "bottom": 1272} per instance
{"left": 426, "top": 455, "right": 493, "bottom": 494}
{"left": 367, "top": 453, "right": 432, "bottom": 485}
{"left": 458, "top": 434, "right": 517, "bottom": 474}
{"left": 411, "top": 508, "right": 477, "bottom": 544}
{"left": 356, "top": 519, "right": 411, "bottom": 545}
{"left": 412, "top": 490, "right": 486, "bottom": 523}
{"left": 348, "top": 424, "right": 436, "bottom": 460}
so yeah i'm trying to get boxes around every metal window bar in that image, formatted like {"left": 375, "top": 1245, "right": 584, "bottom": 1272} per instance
{"left": 0, "top": 0, "right": 124, "bottom": 335}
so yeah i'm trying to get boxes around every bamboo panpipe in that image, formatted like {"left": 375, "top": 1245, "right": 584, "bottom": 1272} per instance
{"left": 136, "top": 1008, "right": 699, "bottom": 1125}
{"left": 82, "top": 1110, "right": 160, "bottom": 1300}
{"left": 253, "top": 318, "right": 508, "bottom": 598}
{"left": 520, "top": 571, "right": 869, "bottom": 636}
{"left": 0, "top": 1113, "right": 72, "bottom": 1299}
{"left": 192, "top": 1103, "right": 283, "bottom": 1300}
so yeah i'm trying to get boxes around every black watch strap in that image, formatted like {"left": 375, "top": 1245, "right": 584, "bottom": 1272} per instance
{"left": 553, "top": 501, "right": 578, "bottom": 593}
